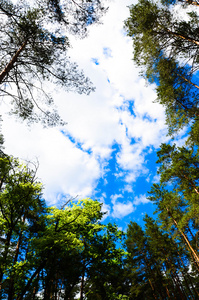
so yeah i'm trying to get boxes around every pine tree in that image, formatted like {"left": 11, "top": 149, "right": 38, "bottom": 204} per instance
{"left": 125, "top": 0, "right": 199, "bottom": 138}
{"left": 0, "top": 0, "right": 107, "bottom": 126}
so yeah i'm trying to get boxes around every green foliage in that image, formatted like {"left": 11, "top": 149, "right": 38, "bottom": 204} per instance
{"left": 0, "top": 0, "right": 107, "bottom": 126}
{"left": 143, "top": 142, "right": 199, "bottom": 297}
{"left": 0, "top": 153, "right": 128, "bottom": 299}
{"left": 148, "top": 57, "right": 199, "bottom": 135}
{"left": 84, "top": 223, "right": 128, "bottom": 300}
{"left": 125, "top": 214, "right": 199, "bottom": 299}
{"left": 124, "top": 0, "right": 199, "bottom": 296}
{"left": 125, "top": 0, "right": 199, "bottom": 138}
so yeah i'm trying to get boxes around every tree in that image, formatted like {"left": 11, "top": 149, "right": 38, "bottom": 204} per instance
{"left": 123, "top": 141, "right": 199, "bottom": 298}
{"left": 125, "top": 1, "right": 199, "bottom": 295}
{"left": 157, "top": 143, "right": 199, "bottom": 199}
{"left": 125, "top": 216, "right": 199, "bottom": 299}
{"left": 125, "top": 221, "right": 167, "bottom": 300}
{"left": 144, "top": 214, "right": 198, "bottom": 299}
{"left": 125, "top": 0, "right": 199, "bottom": 64}
{"left": 0, "top": 154, "right": 47, "bottom": 299}
{"left": 83, "top": 223, "right": 128, "bottom": 300}
{"left": 125, "top": 0, "right": 199, "bottom": 138}
{"left": 0, "top": 156, "right": 128, "bottom": 300}
{"left": 147, "top": 143, "right": 199, "bottom": 274}
{"left": 0, "top": 0, "right": 107, "bottom": 126}
{"left": 146, "top": 56, "right": 199, "bottom": 137}
{"left": 14, "top": 198, "right": 105, "bottom": 300}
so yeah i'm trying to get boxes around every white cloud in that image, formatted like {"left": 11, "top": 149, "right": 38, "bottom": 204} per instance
{"left": 111, "top": 194, "right": 123, "bottom": 202}
{"left": 108, "top": 192, "right": 152, "bottom": 220}
{"left": 111, "top": 200, "right": 135, "bottom": 219}
{"left": 110, "top": 193, "right": 135, "bottom": 219}
{"left": 133, "top": 194, "right": 150, "bottom": 206}
{"left": 152, "top": 174, "right": 160, "bottom": 184}
{"left": 123, "top": 184, "right": 133, "bottom": 193}
{"left": 116, "top": 142, "right": 149, "bottom": 183}
{"left": 98, "top": 195, "right": 111, "bottom": 219}
{"left": 1, "top": 0, "right": 174, "bottom": 208}
{"left": 110, "top": 193, "right": 151, "bottom": 220}
{"left": 2, "top": 117, "right": 101, "bottom": 205}
{"left": 56, "top": 90, "right": 122, "bottom": 157}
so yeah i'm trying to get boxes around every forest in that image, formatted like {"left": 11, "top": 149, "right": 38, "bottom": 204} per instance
{"left": 0, "top": 0, "right": 199, "bottom": 298}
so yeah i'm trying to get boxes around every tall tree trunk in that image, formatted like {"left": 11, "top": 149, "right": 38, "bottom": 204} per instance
{"left": 32, "top": 273, "right": 39, "bottom": 300}
{"left": 165, "top": 286, "right": 172, "bottom": 299}
{"left": 0, "top": 39, "right": 28, "bottom": 84}
{"left": 8, "top": 215, "right": 26, "bottom": 300}
{"left": 54, "top": 273, "right": 58, "bottom": 300}
{"left": 58, "top": 279, "right": 64, "bottom": 300}
{"left": 16, "top": 259, "right": 47, "bottom": 300}
{"left": 176, "top": 250, "right": 198, "bottom": 299}
{"left": 151, "top": 256, "right": 171, "bottom": 299}
{"left": 163, "top": 256, "right": 184, "bottom": 300}
{"left": 0, "top": 229, "right": 13, "bottom": 291}
{"left": 179, "top": 74, "right": 199, "bottom": 90}
{"left": 142, "top": 255, "right": 159, "bottom": 300}
{"left": 166, "top": 207, "right": 199, "bottom": 271}
{"left": 80, "top": 259, "right": 85, "bottom": 300}
{"left": 148, "top": 278, "right": 158, "bottom": 300}
{"left": 160, "top": 247, "right": 184, "bottom": 300}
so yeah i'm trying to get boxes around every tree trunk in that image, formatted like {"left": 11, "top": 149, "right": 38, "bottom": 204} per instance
{"left": 176, "top": 250, "right": 198, "bottom": 299}
{"left": 179, "top": 74, "right": 199, "bottom": 90}
{"left": 32, "top": 273, "right": 39, "bottom": 300}
{"left": 163, "top": 256, "right": 184, "bottom": 299}
{"left": 8, "top": 215, "right": 26, "bottom": 300}
{"left": 185, "top": 0, "right": 199, "bottom": 6}
{"left": 0, "top": 229, "right": 13, "bottom": 291}
{"left": 142, "top": 254, "right": 159, "bottom": 300}
{"left": 0, "top": 39, "right": 28, "bottom": 85}
{"left": 16, "top": 260, "right": 47, "bottom": 300}
{"left": 80, "top": 259, "right": 85, "bottom": 300}
{"left": 166, "top": 29, "right": 199, "bottom": 46}
{"left": 182, "top": 174, "right": 199, "bottom": 195}
{"left": 166, "top": 207, "right": 199, "bottom": 271}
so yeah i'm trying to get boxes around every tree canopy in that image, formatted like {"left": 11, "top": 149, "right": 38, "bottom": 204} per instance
{"left": 125, "top": 0, "right": 199, "bottom": 140}
{"left": 0, "top": 0, "right": 107, "bottom": 126}
{"left": 123, "top": 0, "right": 199, "bottom": 298}
{"left": 0, "top": 151, "right": 128, "bottom": 299}
{"left": 2, "top": 0, "right": 199, "bottom": 298}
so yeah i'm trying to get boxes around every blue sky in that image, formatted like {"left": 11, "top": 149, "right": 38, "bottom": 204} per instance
{"left": 1, "top": 0, "right": 187, "bottom": 230}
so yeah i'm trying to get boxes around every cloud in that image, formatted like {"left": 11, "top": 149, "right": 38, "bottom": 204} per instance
{"left": 123, "top": 184, "right": 133, "bottom": 193}
{"left": 133, "top": 194, "right": 150, "bottom": 206}
{"left": 111, "top": 194, "right": 135, "bottom": 219}
{"left": 111, "top": 194, "right": 123, "bottom": 202}
{"left": 103, "top": 47, "right": 112, "bottom": 58}
{"left": 111, "top": 199, "right": 135, "bottom": 219}
{"left": 1, "top": 0, "right": 174, "bottom": 211}
{"left": 116, "top": 142, "right": 149, "bottom": 183}
{"left": 2, "top": 117, "right": 101, "bottom": 205}
{"left": 98, "top": 194, "right": 111, "bottom": 219}
{"left": 152, "top": 174, "right": 160, "bottom": 184}
{"left": 56, "top": 90, "right": 122, "bottom": 158}
{"left": 110, "top": 193, "right": 151, "bottom": 219}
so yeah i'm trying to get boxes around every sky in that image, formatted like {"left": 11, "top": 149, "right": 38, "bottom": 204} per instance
{"left": 1, "top": 0, "right": 186, "bottom": 230}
